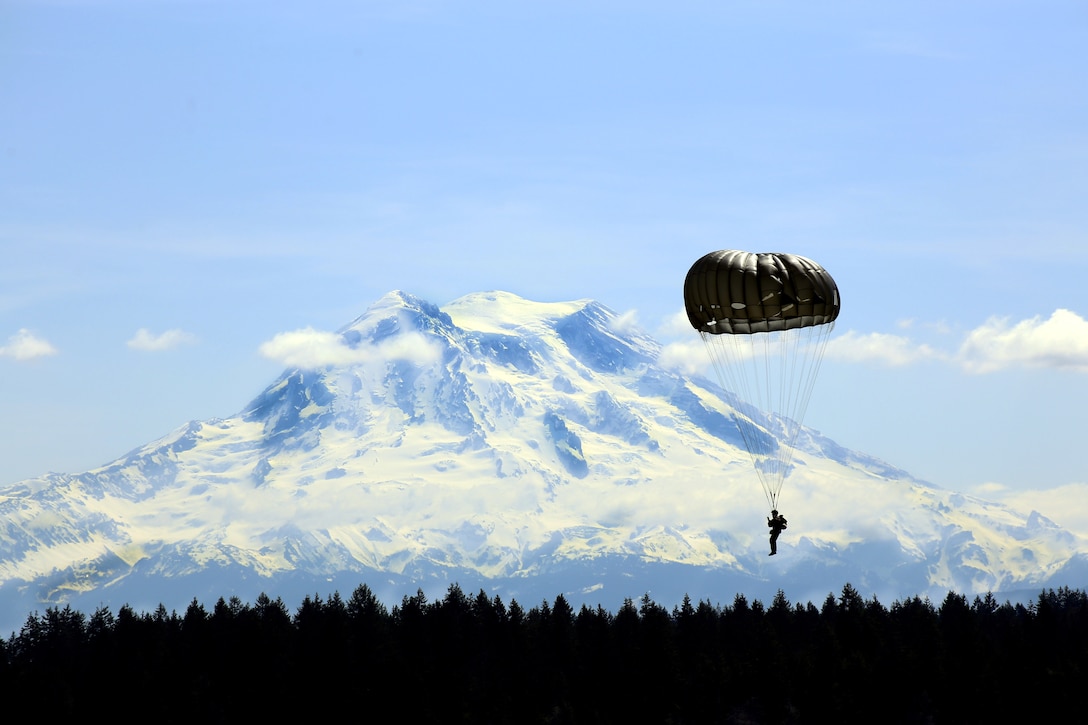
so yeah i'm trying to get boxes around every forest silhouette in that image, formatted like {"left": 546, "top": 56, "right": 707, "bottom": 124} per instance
{"left": 3, "top": 582, "right": 1085, "bottom": 723}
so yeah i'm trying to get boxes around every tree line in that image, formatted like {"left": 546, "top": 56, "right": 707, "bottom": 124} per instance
{"left": 2, "top": 582, "right": 1086, "bottom": 723}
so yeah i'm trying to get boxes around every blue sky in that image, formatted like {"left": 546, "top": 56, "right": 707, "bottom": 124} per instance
{"left": 3, "top": 1, "right": 1087, "bottom": 528}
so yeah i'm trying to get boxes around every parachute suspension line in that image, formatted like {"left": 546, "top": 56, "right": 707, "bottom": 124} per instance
{"left": 757, "top": 330, "right": 780, "bottom": 508}
{"left": 700, "top": 330, "right": 777, "bottom": 511}
{"left": 772, "top": 322, "right": 836, "bottom": 500}
{"left": 700, "top": 322, "right": 836, "bottom": 512}
{"left": 773, "top": 328, "right": 799, "bottom": 504}
{"left": 783, "top": 321, "right": 836, "bottom": 476}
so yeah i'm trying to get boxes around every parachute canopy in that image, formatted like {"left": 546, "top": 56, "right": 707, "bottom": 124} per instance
{"left": 684, "top": 250, "right": 839, "bottom": 335}
{"left": 683, "top": 250, "right": 840, "bottom": 510}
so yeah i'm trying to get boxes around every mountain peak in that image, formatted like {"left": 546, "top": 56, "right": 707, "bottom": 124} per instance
{"left": 335, "top": 290, "right": 455, "bottom": 347}
{"left": 444, "top": 290, "right": 592, "bottom": 334}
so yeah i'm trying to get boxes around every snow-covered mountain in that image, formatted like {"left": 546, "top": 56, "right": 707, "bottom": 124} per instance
{"left": 1, "top": 290, "right": 1084, "bottom": 630}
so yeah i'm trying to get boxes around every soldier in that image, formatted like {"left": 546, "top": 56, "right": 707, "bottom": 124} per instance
{"left": 767, "top": 510, "right": 788, "bottom": 556}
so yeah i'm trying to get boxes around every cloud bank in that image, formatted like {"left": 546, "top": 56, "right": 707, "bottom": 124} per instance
{"left": 609, "top": 309, "right": 641, "bottom": 335}
{"left": 0, "top": 329, "right": 58, "bottom": 361}
{"left": 957, "top": 309, "right": 1088, "bottom": 373}
{"left": 259, "top": 327, "right": 444, "bottom": 369}
{"left": 127, "top": 328, "right": 198, "bottom": 351}
{"left": 819, "top": 309, "right": 1088, "bottom": 374}
{"left": 656, "top": 308, "right": 1088, "bottom": 376}
{"left": 826, "top": 330, "right": 946, "bottom": 367}
{"left": 972, "top": 481, "right": 1088, "bottom": 540}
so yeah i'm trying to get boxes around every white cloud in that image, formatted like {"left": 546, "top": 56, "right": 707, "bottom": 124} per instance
{"left": 957, "top": 309, "right": 1088, "bottom": 374}
{"left": 609, "top": 308, "right": 640, "bottom": 334}
{"left": 258, "top": 327, "right": 443, "bottom": 369}
{"left": 661, "top": 321, "right": 946, "bottom": 372}
{"left": 127, "top": 328, "right": 198, "bottom": 351}
{"left": 656, "top": 339, "right": 706, "bottom": 376}
{"left": 657, "top": 309, "right": 694, "bottom": 341}
{"left": 664, "top": 308, "right": 1088, "bottom": 376}
{"left": 0, "top": 329, "right": 58, "bottom": 361}
{"left": 825, "top": 330, "right": 946, "bottom": 367}
{"left": 825, "top": 309, "right": 1088, "bottom": 373}
{"left": 971, "top": 481, "right": 1088, "bottom": 539}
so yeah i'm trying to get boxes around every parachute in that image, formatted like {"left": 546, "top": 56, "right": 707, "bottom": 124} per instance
{"left": 683, "top": 250, "right": 840, "bottom": 510}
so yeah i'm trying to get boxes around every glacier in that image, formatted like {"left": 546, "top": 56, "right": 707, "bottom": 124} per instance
{"left": 1, "top": 289, "right": 1084, "bottom": 632}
